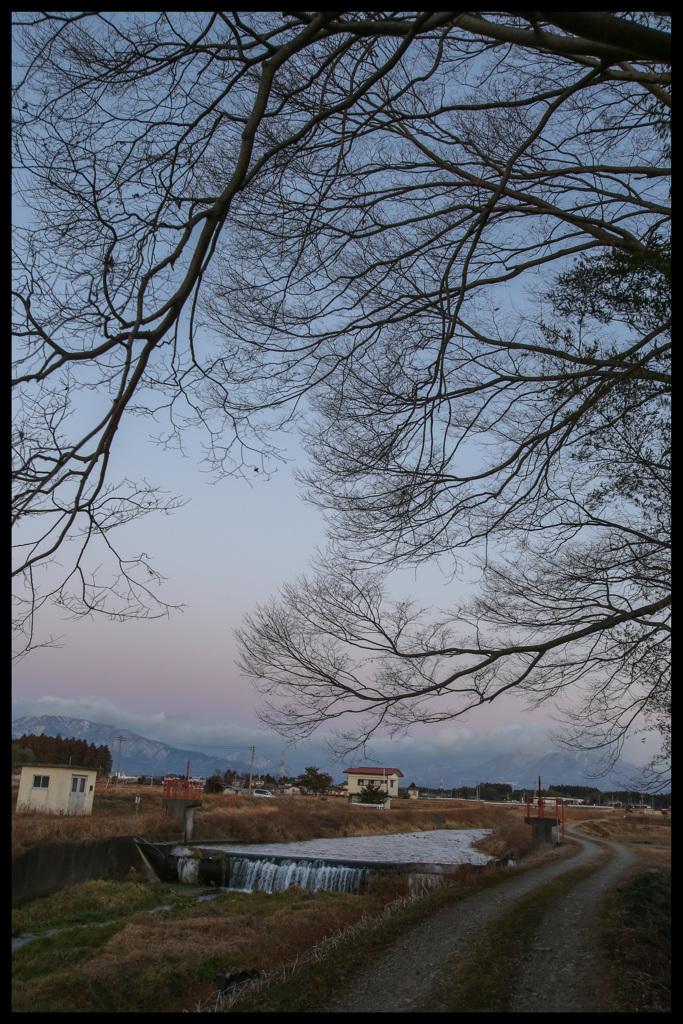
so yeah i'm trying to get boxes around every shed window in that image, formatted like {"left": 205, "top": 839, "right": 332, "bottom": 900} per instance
{"left": 33, "top": 775, "right": 50, "bottom": 789}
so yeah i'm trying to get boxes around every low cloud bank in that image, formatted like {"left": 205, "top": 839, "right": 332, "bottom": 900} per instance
{"left": 12, "top": 693, "right": 661, "bottom": 782}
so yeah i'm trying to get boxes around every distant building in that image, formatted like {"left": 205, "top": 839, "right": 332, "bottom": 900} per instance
{"left": 343, "top": 767, "right": 404, "bottom": 799}
{"left": 16, "top": 764, "right": 97, "bottom": 815}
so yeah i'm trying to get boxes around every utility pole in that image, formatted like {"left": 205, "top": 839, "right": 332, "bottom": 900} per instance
{"left": 248, "top": 746, "right": 255, "bottom": 795}
{"left": 115, "top": 736, "right": 125, "bottom": 783}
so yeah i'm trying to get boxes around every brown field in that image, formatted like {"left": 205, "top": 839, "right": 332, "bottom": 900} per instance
{"left": 12, "top": 782, "right": 618, "bottom": 857}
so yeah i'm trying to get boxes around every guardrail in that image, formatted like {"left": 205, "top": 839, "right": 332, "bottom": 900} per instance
{"left": 162, "top": 779, "right": 202, "bottom": 800}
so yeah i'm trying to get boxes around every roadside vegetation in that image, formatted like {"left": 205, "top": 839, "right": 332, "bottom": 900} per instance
{"left": 594, "top": 818, "right": 672, "bottom": 1014}
{"left": 599, "top": 868, "right": 671, "bottom": 1013}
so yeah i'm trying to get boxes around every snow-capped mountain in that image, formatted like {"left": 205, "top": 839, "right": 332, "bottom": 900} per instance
{"left": 12, "top": 714, "right": 643, "bottom": 789}
{"left": 11, "top": 715, "right": 262, "bottom": 779}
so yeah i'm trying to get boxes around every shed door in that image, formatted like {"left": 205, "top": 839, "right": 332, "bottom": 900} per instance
{"left": 68, "top": 775, "right": 88, "bottom": 812}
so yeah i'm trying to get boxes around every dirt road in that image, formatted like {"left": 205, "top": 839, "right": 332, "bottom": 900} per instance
{"left": 327, "top": 822, "right": 635, "bottom": 1013}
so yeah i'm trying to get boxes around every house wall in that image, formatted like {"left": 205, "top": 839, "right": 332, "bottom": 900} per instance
{"left": 17, "top": 766, "right": 97, "bottom": 815}
{"left": 346, "top": 773, "right": 399, "bottom": 796}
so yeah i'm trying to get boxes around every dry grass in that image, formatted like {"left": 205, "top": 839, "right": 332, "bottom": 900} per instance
{"left": 13, "top": 787, "right": 617, "bottom": 857}
{"left": 15, "top": 793, "right": 618, "bottom": 1014}
{"left": 588, "top": 815, "right": 671, "bottom": 1013}
{"left": 13, "top": 876, "right": 417, "bottom": 1013}
{"left": 9, "top": 788, "right": 512, "bottom": 854}
{"left": 11, "top": 799, "right": 179, "bottom": 856}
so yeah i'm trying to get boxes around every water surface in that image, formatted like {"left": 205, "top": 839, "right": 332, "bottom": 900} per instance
{"left": 172, "top": 828, "right": 493, "bottom": 867}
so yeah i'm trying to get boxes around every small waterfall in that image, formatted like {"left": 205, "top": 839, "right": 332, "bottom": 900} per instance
{"left": 171, "top": 853, "right": 369, "bottom": 894}
{"left": 228, "top": 857, "right": 368, "bottom": 894}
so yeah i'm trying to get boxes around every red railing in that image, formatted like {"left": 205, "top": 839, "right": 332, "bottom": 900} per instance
{"left": 526, "top": 796, "right": 565, "bottom": 840}
{"left": 162, "top": 779, "right": 203, "bottom": 800}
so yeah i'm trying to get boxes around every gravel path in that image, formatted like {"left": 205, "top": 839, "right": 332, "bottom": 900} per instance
{"left": 507, "top": 824, "right": 635, "bottom": 1013}
{"left": 327, "top": 823, "right": 634, "bottom": 1014}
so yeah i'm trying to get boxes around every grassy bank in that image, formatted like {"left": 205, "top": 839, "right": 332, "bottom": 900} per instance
{"left": 595, "top": 818, "right": 672, "bottom": 1013}
{"left": 12, "top": 876, "right": 419, "bottom": 1012}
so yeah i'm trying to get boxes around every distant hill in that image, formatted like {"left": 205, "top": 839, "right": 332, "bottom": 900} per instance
{"left": 12, "top": 714, "right": 643, "bottom": 789}
{"left": 11, "top": 715, "right": 261, "bottom": 779}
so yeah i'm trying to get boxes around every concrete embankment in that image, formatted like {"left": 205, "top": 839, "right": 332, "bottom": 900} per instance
{"left": 12, "top": 836, "right": 156, "bottom": 906}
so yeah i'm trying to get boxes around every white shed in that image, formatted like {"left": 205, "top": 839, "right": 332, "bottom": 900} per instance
{"left": 16, "top": 764, "right": 98, "bottom": 815}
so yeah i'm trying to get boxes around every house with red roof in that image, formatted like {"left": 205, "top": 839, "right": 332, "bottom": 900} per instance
{"left": 343, "top": 766, "right": 404, "bottom": 800}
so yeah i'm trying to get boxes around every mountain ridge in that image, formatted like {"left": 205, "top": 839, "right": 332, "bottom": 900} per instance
{"left": 11, "top": 715, "right": 261, "bottom": 780}
{"left": 12, "top": 714, "right": 640, "bottom": 789}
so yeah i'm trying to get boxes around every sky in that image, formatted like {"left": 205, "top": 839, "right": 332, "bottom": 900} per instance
{"left": 8, "top": 139, "right": 581, "bottom": 784}
{"left": 11, "top": 16, "right": 666, "bottom": 789}
{"left": 12, "top": 412, "right": 663, "bottom": 785}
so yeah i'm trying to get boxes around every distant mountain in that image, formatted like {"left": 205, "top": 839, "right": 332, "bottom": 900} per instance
{"left": 11, "top": 715, "right": 262, "bottom": 779}
{"left": 12, "top": 714, "right": 643, "bottom": 789}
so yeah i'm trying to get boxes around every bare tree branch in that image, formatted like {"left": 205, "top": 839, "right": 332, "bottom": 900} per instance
{"left": 13, "top": 12, "right": 671, "bottom": 784}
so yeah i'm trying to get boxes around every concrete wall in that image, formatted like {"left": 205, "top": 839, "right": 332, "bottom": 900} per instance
{"left": 12, "top": 836, "right": 156, "bottom": 906}
{"left": 349, "top": 796, "right": 392, "bottom": 809}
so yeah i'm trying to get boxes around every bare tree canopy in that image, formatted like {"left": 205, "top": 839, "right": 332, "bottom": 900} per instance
{"left": 13, "top": 13, "right": 670, "bottom": 781}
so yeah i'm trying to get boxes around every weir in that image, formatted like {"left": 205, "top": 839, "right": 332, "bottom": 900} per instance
{"left": 187, "top": 854, "right": 369, "bottom": 893}
{"left": 134, "top": 838, "right": 458, "bottom": 895}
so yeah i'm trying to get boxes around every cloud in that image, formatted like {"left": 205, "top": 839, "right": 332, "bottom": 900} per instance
{"left": 356, "top": 721, "right": 555, "bottom": 768}
{"left": 13, "top": 693, "right": 662, "bottom": 782}
{"left": 11, "top": 693, "right": 339, "bottom": 774}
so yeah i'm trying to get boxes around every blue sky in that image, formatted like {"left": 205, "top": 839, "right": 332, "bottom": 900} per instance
{"left": 9, "top": 224, "right": 582, "bottom": 780}
{"left": 12, "top": 416, "right": 663, "bottom": 784}
{"left": 11, "top": 16, "right": 667, "bottom": 788}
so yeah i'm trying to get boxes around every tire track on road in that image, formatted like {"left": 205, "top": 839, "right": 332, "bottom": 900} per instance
{"left": 507, "top": 823, "right": 636, "bottom": 1013}
{"left": 328, "top": 827, "right": 619, "bottom": 1013}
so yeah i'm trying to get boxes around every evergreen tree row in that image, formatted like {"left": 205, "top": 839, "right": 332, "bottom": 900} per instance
{"left": 12, "top": 733, "right": 112, "bottom": 775}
